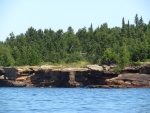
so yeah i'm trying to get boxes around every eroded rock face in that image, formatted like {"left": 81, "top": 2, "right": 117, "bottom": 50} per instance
{"left": 0, "top": 80, "right": 13, "bottom": 87}
{"left": 30, "top": 68, "right": 89, "bottom": 87}
{"left": 4, "top": 68, "right": 18, "bottom": 80}
{"left": 1, "top": 64, "right": 150, "bottom": 88}
{"left": 0, "top": 80, "right": 28, "bottom": 87}
{"left": 121, "top": 66, "right": 141, "bottom": 73}
{"left": 31, "top": 69, "right": 70, "bottom": 87}
{"left": 0, "top": 67, "right": 5, "bottom": 76}
{"left": 140, "top": 65, "right": 150, "bottom": 74}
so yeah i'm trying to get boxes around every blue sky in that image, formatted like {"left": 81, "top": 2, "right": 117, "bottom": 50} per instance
{"left": 0, "top": 0, "right": 150, "bottom": 41}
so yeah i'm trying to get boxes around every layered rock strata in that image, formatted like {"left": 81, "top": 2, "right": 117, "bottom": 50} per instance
{"left": 0, "top": 64, "right": 150, "bottom": 88}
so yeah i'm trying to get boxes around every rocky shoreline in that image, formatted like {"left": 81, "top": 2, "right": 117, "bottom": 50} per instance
{"left": 0, "top": 63, "right": 150, "bottom": 88}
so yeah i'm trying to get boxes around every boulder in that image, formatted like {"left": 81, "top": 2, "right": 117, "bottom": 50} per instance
{"left": 106, "top": 73, "right": 150, "bottom": 88}
{"left": 117, "top": 73, "right": 150, "bottom": 81}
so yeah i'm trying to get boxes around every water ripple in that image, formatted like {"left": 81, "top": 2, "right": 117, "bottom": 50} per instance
{"left": 0, "top": 88, "right": 150, "bottom": 113}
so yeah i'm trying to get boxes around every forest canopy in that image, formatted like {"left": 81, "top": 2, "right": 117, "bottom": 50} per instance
{"left": 0, "top": 14, "right": 150, "bottom": 67}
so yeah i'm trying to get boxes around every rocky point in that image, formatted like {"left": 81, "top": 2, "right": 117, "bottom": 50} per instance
{"left": 0, "top": 63, "right": 150, "bottom": 88}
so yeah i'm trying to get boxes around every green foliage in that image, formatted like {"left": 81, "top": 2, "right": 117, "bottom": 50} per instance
{"left": 113, "top": 66, "right": 122, "bottom": 73}
{"left": 0, "top": 44, "right": 14, "bottom": 66}
{"left": 117, "top": 44, "right": 130, "bottom": 68}
{"left": 129, "top": 61, "right": 141, "bottom": 66}
{"left": 0, "top": 14, "right": 150, "bottom": 68}
{"left": 101, "top": 48, "right": 117, "bottom": 64}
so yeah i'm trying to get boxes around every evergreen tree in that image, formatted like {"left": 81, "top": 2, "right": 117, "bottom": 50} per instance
{"left": 135, "top": 14, "right": 139, "bottom": 28}
{"left": 121, "top": 17, "right": 126, "bottom": 37}
{"left": 0, "top": 14, "right": 149, "bottom": 68}
{"left": 127, "top": 20, "right": 131, "bottom": 38}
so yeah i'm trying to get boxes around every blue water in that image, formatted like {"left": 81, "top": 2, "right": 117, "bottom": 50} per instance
{"left": 0, "top": 88, "right": 150, "bottom": 113}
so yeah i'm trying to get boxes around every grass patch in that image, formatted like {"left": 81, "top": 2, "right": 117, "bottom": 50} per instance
{"left": 39, "top": 61, "right": 91, "bottom": 67}
{"left": 144, "top": 59, "right": 150, "bottom": 62}
{"left": 129, "top": 61, "right": 141, "bottom": 66}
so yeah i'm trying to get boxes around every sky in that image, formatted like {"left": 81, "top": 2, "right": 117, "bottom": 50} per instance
{"left": 0, "top": 0, "right": 150, "bottom": 41}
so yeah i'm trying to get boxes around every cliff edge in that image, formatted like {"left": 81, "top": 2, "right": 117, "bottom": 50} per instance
{"left": 0, "top": 64, "right": 150, "bottom": 88}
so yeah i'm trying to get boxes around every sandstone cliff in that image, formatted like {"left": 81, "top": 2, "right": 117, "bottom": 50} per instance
{"left": 0, "top": 64, "right": 150, "bottom": 88}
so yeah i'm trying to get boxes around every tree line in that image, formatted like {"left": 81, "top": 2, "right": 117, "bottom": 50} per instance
{"left": 0, "top": 14, "right": 150, "bottom": 68}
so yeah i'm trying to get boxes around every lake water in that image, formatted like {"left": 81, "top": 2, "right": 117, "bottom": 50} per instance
{"left": 0, "top": 88, "right": 150, "bottom": 113}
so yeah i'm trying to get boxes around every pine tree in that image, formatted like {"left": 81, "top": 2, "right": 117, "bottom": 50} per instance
{"left": 135, "top": 14, "right": 139, "bottom": 28}
{"left": 127, "top": 20, "right": 130, "bottom": 38}
{"left": 121, "top": 17, "right": 126, "bottom": 37}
